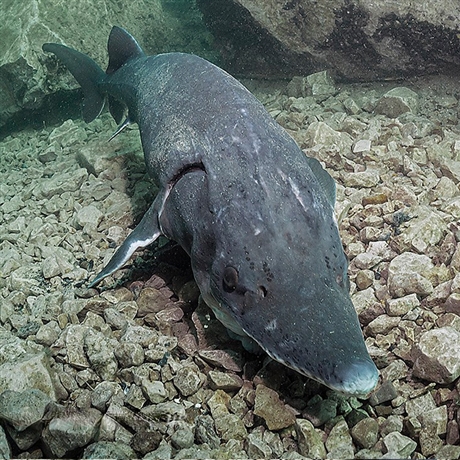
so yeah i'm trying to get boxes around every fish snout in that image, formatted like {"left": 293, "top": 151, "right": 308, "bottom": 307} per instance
{"left": 332, "top": 358, "right": 379, "bottom": 396}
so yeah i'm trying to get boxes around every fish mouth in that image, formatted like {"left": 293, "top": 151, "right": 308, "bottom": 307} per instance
{"left": 255, "top": 343, "right": 379, "bottom": 396}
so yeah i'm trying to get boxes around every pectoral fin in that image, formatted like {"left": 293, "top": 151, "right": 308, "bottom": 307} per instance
{"left": 88, "top": 187, "right": 170, "bottom": 287}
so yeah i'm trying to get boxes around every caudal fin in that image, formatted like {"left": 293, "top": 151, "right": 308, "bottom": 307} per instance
{"left": 42, "top": 43, "right": 105, "bottom": 123}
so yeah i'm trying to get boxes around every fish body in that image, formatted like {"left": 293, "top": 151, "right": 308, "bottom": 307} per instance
{"left": 43, "top": 27, "right": 378, "bottom": 395}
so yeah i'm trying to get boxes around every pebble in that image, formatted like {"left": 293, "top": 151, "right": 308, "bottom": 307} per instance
{"left": 413, "top": 327, "right": 460, "bottom": 383}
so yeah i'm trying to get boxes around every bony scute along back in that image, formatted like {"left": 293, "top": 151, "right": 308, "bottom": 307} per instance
{"left": 43, "top": 26, "right": 379, "bottom": 395}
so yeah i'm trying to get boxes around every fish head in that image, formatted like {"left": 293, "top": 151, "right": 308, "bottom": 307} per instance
{"left": 195, "top": 164, "right": 379, "bottom": 396}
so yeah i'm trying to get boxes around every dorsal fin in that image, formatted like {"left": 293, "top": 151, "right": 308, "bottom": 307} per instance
{"left": 305, "top": 156, "right": 336, "bottom": 206}
{"left": 106, "top": 26, "right": 145, "bottom": 74}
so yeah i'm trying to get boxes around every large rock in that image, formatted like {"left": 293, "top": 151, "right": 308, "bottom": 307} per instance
{"left": 0, "top": 327, "right": 58, "bottom": 400}
{"left": 0, "top": 0, "right": 214, "bottom": 135}
{"left": 412, "top": 327, "right": 460, "bottom": 383}
{"left": 196, "top": 0, "right": 460, "bottom": 80}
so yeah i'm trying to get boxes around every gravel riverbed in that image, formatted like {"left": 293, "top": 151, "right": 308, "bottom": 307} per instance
{"left": 1, "top": 72, "right": 460, "bottom": 459}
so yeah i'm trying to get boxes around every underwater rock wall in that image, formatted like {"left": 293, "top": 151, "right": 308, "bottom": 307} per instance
{"left": 196, "top": 0, "right": 460, "bottom": 80}
{"left": 0, "top": 0, "right": 213, "bottom": 137}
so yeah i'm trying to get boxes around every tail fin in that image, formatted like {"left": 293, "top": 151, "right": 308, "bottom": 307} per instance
{"left": 42, "top": 43, "right": 105, "bottom": 123}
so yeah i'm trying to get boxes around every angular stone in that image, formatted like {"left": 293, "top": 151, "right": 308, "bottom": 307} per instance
{"left": 171, "top": 425, "right": 195, "bottom": 450}
{"left": 380, "top": 415, "right": 404, "bottom": 437}
{"left": 386, "top": 293, "right": 420, "bottom": 316}
{"left": 141, "top": 380, "right": 167, "bottom": 404}
{"left": 393, "top": 205, "right": 447, "bottom": 253}
{"left": 343, "top": 170, "right": 380, "bottom": 188}
{"left": 114, "top": 342, "right": 144, "bottom": 368}
{"left": 208, "top": 370, "right": 243, "bottom": 391}
{"left": 355, "top": 270, "right": 374, "bottom": 290}
{"left": 0, "top": 329, "right": 57, "bottom": 400}
{"left": 380, "top": 360, "right": 408, "bottom": 382}
{"left": 83, "top": 441, "right": 136, "bottom": 460}
{"left": 253, "top": 384, "right": 296, "bottom": 431}
{"left": 0, "top": 426, "right": 11, "bottom": 459}
{"left": 325, "top": 418, "right": 354, "bottom": 458}
{"left": 247, "top": 431, "right": 272, "bottom": 459}
{"left": 195, "top": 415, "right": 220, "bottom": 449}
{"left": 0, "top": 389, "right": 51, "bottom": 431}
{"left": 302, "top": 397, "right": 337, "bottom": 427}
{"left": 388, "top": 252, "right": 434, "bottom": 298}
{"left": 369, "top": 381, "right": 398, "bottom": 406}
{"left": 207, "top": 390, "right": 247, "bottom": 442}
{"left": 43, "top": 408, "right": 102, "bottom": 457}
{"left": 91, "top": 381, "right": 122, "bottom": 412}
{"left": 413, "top": 327, "right": 460, "bottom": 383}
{"left": 420, "top": 405, "right": 448, "bottom": 436}
{"left": 374, "top": 87, "right": 419, "bottom": 118}
{"left": 141, "top": 401, "right": 186, "bottom": 421}
{"left": 353, "top": 139, "right": 371, "bottom": 153}
{"left": 173, "top": 365, "right": 206, "bottom": 397}
{"left": 84, "top": 329, "right": 118, "bottom": 380}
{"left": 405, "top": 392, "right": 436, "bottom": 419}
{"left": 295, "top": 418, "right": 326, "bottom": 459}
{"left": 436, "top": 445, "right": 460, "bottom": 460}
{"left": 35, "top": 320, "right": 61, "bottom": 347}
{"left": 351, "top": 417, "right": 379, "bottom": 449}
{"left": 383, "top": 432, "right": 417, "bottom": 458}
{"left": 131, "top": 427, "right": 163, "bottom": 456}
{"left": 76, "top": 204, "right": 103, "bottom": 226}
{"left": 305, "top": 121, "right": 353, "bottom": 153}
{"left": 365, "top": 315, "right": 400, "bottom": 336}
{"left": 419, "top": 428, "right": 444, "bottom": 457}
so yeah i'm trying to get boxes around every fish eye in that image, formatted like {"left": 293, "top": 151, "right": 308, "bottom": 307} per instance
{"left": 223, "top": 266, "right": 239, "bottom": 292}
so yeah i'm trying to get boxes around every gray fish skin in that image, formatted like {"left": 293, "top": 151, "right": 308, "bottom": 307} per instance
{"left": 43, "top": 27, "right": 378, "bottom": 395}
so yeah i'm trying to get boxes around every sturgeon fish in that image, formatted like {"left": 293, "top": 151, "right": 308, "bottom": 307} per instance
{"left": 43, "top": 26, "right": 379, "bottom": 395}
